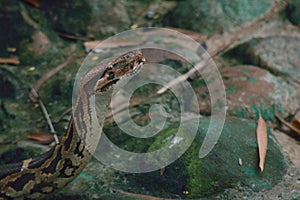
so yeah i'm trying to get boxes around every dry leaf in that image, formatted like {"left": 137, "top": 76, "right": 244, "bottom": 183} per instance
{"left": 0, "top": 57, "right": 20, "bottom": 65}
{"left": 22, "top": 0, "right": 40, "bottom": 7}
{"left": 28, "top": 132, "right": 54, "bottom": 144}
{"left": 256, "top": 114, "right": 268, "bottom": 172}
{"left": 160, "top": 167, "right": 165, "bottom": 175}
{"left": 274, "top": 105, "right": 300, "bottom": 136}
{"left": 113, "top": 188, "right": 175, "bottom": 200}
{"left": 291, "top": 109, "right": 300, "bottom": 131}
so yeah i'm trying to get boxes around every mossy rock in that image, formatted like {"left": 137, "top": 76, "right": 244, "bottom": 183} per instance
{"left": 163, "top": 0, "right": 273, "bottom": 35}
{"left": 120, "top": 117, "right": 287, "bottom": 199}
{"left": 194, "top": 64, "right": 300, "bottom": 120}
{"left": 39, "top": 0, "right": 92, "bottom": 35}
{"left": 0, "top": 0, "right": 34, "bottom": 56}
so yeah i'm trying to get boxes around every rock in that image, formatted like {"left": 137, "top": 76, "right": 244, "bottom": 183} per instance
{"left": 222, "top": 65, "right": 300, "bottom": 119}
{"left": 0, "top": 0, "right": 34, "bottom": 56}
{"left": 121, "top": 117, "right": 287, "bottom": 199}
{"left": 86, "top": 0, "right": 131, "bottom": 37}
{"left": 195, "top": 65, "right": 300, "bottom": 119}
{"left": 163, "top": 0, "right": 273, "bottom": 35}
{"left": 242, "top": 36, "right": 300, "bottom": 80}
{"left": 30, "top": 31, "right": 51, "bottom": 55}
{"left": 41, "top": 0, "right": 92, "bottom": 35}
{"left": 43, "top": 117, "right": 287, "bottom": 199}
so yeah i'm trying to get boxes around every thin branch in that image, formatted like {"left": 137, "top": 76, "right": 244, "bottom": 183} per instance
{"left": 20, "top": 2, "right": 40, "bottom": 29}
{"left": 112, "top": 187, "right": 176, "bottom": 200}
{"left": 54, "top": 107, "right": 72, "bottom": 124}
{"left": 157, "top": 0, "right": 289, "bottom": 95}
{"left": 29, "top": 57, "right": 74, "bottom": 102}
{"left": 30, "top": 88, "right": 60, "bottom": 144}
{"left": 56, "top": 31, "right": 92, "bottom": 41}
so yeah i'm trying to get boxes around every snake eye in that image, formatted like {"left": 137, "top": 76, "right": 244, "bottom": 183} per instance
{"left": 108, "top": 72, "right": 115, "bottom": 80}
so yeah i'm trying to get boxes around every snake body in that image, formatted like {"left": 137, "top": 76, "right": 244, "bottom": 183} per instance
{"left": 0, "top": 50, "right": 145, "bottom": 199}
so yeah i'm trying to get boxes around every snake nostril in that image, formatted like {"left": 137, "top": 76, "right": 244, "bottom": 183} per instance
{"left": 130, "top": 63, "right": 134, "bottom": 69}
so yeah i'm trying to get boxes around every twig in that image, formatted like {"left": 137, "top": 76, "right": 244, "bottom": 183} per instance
{"left": 54, "top": 107, "right": 72, "bottom": 124}
{"left": 21, "top": 0, "right": 40, "bottom": 8}
{"left": 157, "top": 0, "right": 289, "bottom": 95}
{"left": 0, "top": 57, "right": 20, "bottom": 65}
{"left": 56, "top": 31, "right": 92, "bottom": 41}
{"left": 30, "top": 88, "right": 59, "bottom": 144}
{"left": 20, "top": 2, "right": 39, "bottom": 29}
{"left": 157, "top": 54, "right": 214, "bottom": 94}
{"left": 29, "top": 57, "right": 74, "bottom": 102}
{"left": 112, "top": 188, "right": 175, "bottom": 200}
{"left": 274, "top": 105, "right": 300, "bottom": 137}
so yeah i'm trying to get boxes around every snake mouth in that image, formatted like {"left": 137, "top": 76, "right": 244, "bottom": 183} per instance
{"left": 98, "top": 78, "right": 120, "bottom": 92}
{"left": 131, "top": 61, "right": 144, "bottom": 75}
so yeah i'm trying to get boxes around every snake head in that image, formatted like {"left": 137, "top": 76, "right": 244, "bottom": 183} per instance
{"left": 95, "top": 50, "right": 145, "bottom": 92}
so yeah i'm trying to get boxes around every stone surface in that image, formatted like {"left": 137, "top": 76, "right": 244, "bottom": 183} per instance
{"left": 243, "top": 36, "right": 300, "bottom": 80}
{"left": 86, "top": 0, "right": 130, "bottom": 37}
{"left": 0, "top": 0, "right": 34, "bottom": 56}
{"left": 163, "top": 0, "right": 273, "bottom": 35}
{"left": 43, "top": 117, "right": 288, "bottom": 199}
{"left": 194, "top": 65, "right": 300, "bottom": 119}
{"left": 112, "top": 117, "right": 287, "bottom": 199}
{"left": 0, "top": 1, "right": 299, "bottom": 199}
{"left": 40, "top": 0, "right": 92, "bottom": 35}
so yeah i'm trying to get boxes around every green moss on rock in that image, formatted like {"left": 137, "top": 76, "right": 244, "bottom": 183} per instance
{"left": 121, "top": 117, "right": 287, "bottom": 199}
{"left": 163, "top": 0, "right": 272, "bottom": 35}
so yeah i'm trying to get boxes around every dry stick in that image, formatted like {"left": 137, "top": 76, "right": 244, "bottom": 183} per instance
{"left": 30, "top": 88, "right": 60, "bottom": 144}
{"left": 29, "top": 58, "right": 75, "bottom": 143}
{"left": 157, "top": 0, "right": 289, "bottom": 95}
{"left": 20, "top": 2, "right": 40, "bottom": 29}
{"left": 113, "top": 188, "right": 175, "bottom": 200}
{"left": 56, "top": 31, "right": 92, "bottom": 41}
{"left": 29, "top": 57, "right": 74, "bottom": 102}
{"left": 274, "top": 105, "right": 300, "bottom": 137}
{"left": 54, "top": 107, "right": 72, "bottom": 124}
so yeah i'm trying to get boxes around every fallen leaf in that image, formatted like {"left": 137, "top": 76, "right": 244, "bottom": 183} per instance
{"left": 0, "top": 57, "right": 20, "bottom": 65}
{"left": 113, "top": 187, "right": 175, "bottom": 200}
{"left": 291, "top": 109, "right": 300, "bottom": 131}
{"left": 27, "top": 132, "right": 54, "bottom": 144}
{"left": 274, "top": 105, "right": 300, "bottom": 137}
{"left": 22, "top": 0, "right": 40, "bottom": 7}
{"left": 294, "top": 109, "right": 300, "bottom": 122}
{"left": 256, "top": 114, "right": 268, "bottom": 172}
{"left": 160, "top": 167, "right": 165, "bottom": 175}
{"left": 131, "top": 24, "right": 139, "bottom": 29}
